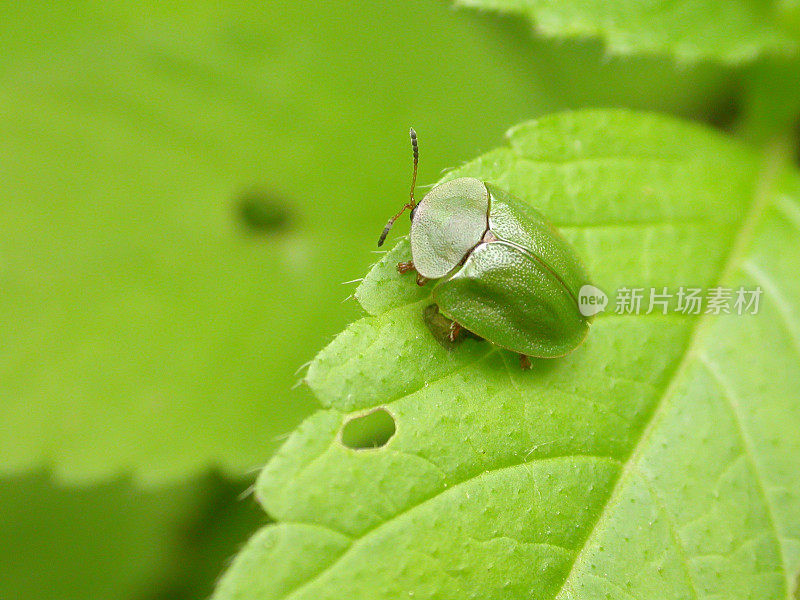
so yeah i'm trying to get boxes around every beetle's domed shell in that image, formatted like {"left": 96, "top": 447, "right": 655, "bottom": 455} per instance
{"left": 410, "top": 177, "right": 489, "bottom": 280}
{"left": 433, "top": 241, "right": 589, "bottom": 357}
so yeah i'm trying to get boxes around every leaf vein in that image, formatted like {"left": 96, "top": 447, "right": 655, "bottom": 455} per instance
{"left": 280, "top": 454, "right": 621, "bottom": 600}
{"left": 698, "top": 352, "right": 791, "bottom": 598}
{"left": 742, "top": 259, "right": 800, "bottom": 360}
{"left": 640, "top": 473, "right": 701, "bottom": 600}
{"left": 551, "top": 139, "right": 788, "bottom": 600}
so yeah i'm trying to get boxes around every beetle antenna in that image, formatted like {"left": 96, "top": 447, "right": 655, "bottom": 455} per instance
{"left": 408, "top": 127, "right": 418, "bottom": 207}
{"left": 378, "top": 127, "right": 419, "bottom": 247}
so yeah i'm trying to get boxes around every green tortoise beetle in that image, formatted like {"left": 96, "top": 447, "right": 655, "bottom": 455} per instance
{"left": 378, "top": 129, "right": 592, "bottom": 369}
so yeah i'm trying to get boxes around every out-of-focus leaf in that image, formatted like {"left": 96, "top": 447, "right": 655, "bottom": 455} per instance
{"left": 0, "top": 471, "right": 198, "bottom": 600}
{"left": 214, "top": 111, "right": 800, "bottom": 599}
{"left": 456, "top": 0, "right": 800, "bottom": 63}
{"left": 738, "top": 58, "right": 800, "bottom": 145}
{"left": 0, "top": 471, "right": 263, "bottom": 600}
{"left": 0, "top": 1, "right": 736, "bottom": 482}
{"left": 147, "top": 475, "right": 267, "bottom": 600}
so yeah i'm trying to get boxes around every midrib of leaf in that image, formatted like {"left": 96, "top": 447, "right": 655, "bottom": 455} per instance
{"left": 552, "top": 138, "right": 794, "bottom": 600}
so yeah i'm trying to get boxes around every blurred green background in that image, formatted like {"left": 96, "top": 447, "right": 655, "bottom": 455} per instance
{"left": 0, "top": 0, "right": 770, "bottom": 598}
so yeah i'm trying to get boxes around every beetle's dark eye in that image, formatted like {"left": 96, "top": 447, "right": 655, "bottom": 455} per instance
{"left": 410, "top": 205, "right": 418, "bottom": 221}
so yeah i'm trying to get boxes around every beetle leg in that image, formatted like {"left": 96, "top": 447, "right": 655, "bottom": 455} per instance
{"left": 397, "top": 260, "right": 416, "bottom": 274}
{"left": 448, "top": 321, "right": 462, "bottom": 342}
{"left": 519, "top": 354, "right": 532, "bottom": 370}
{"left": 397, "top": 260, "right": 428, "bottom": 285}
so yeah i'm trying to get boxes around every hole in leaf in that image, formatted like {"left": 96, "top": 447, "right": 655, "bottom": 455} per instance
{"left": 341, "top": 408, "right": 396, "bottom": 450}
{"left": 235, "top": 188, "right": 292, "bottom": 233}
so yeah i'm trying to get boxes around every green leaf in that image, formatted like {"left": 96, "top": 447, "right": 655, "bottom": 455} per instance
{"left": 0, "top": 471, "right": 264, "bottom": 600}
{"left": 214, "top": 110, "right": 800, "bottom": 599}
{"left": 456, "top": 0, "right": 800, "bottom": 63}
{"left": 0, "top": 2, "right": 737, "bottom": 483}
{"left": 0, "top": 471, "right": 202, "bottom": 600}
{"left": 739, "top": 58, "right": 800, "bottom": 144}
